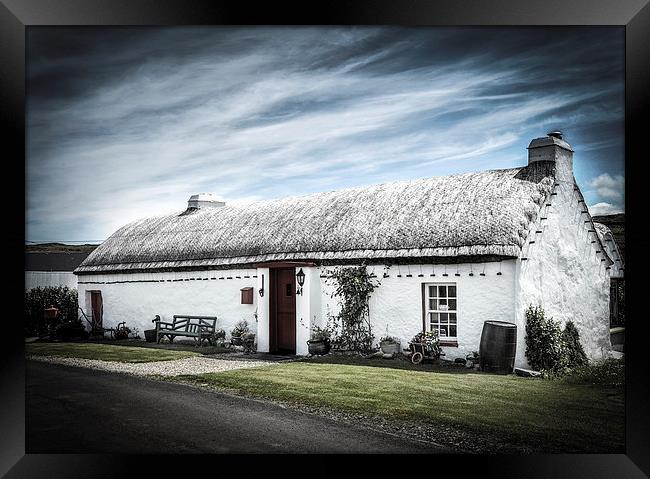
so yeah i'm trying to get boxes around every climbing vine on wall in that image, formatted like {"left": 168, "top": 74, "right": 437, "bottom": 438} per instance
{"left": 326, "top": 264, "right": 380, "bottom": 353}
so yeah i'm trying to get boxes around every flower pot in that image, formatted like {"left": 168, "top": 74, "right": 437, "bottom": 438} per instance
{"left": 308, "top": 339, "right": 331, "bottom": 355}
{"left": 230, "top": 336, "right": 243, "bottom": 346}
{"left": 144, "top": 329, "right": 156, "bottom": 342}
{"left": 380, "top": 341, "right": 401, "bottom": 355}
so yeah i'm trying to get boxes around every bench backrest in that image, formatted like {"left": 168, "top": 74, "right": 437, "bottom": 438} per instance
{"left": 172, "top": 315, "right": 217, "bottom": 333}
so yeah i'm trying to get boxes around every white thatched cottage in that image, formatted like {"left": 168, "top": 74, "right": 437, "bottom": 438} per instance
{"left": 74, "top": 133, "right": 623, "bottom": 366}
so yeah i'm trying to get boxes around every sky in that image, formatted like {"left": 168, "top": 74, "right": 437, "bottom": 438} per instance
{"left": 26, "top": 27, "right": 625, "bottom": 243}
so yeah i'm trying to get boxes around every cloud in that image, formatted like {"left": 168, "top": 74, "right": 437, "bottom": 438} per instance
{"left": 588, "top": 173, "right": 624, "bottom": 199}
{"left": 25, "top": 27, "right": 625, "bottom": 242}
{"left": 588, "top": 202, "right": 624, "bottom": 216}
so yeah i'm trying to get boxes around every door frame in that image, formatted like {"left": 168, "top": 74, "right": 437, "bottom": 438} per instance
{"left": 269, "top": 267, "right": 296, "bottom": 354}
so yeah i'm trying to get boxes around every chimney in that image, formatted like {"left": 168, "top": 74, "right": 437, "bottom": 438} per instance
{"left": 527, "top": 131, "right": 574, "bottom": 184}
{"left": 187, "top": 193, "right": 225, "bottom": 210}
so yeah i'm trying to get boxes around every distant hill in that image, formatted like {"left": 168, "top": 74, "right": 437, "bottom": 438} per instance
{"left": 592, "top": 213, "right": 624, "bottom": 261}
{"left": 25, "top": 243, "right": 100, "bottom": 253}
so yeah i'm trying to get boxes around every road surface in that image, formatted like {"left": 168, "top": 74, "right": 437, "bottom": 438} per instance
{"left": 26, "top": 360, "right": 446, "bottom": 454}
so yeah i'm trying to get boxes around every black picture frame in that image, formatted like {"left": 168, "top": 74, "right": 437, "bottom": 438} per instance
{"left": 2, "top": 0, "right": 648, "bottom": 477}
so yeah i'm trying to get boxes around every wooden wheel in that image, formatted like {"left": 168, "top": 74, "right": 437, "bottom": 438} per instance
{"left": 411, "top": 352, "right": 423, "bottom": 364}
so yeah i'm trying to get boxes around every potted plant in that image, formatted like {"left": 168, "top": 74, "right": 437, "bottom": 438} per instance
{"left": 465, "top": 350, "right": 480, "bottom": 369}
{"left": 241, "top": 332, "right": 256, "bottom": 353}
{"left": 379, "top": 335, "right": 401, "bottom": 355}
{"left": 144, "top": 315, "right": 159, "bottom": 342}
{"left": 114, "top": 321, "right": 131, "bottom": 340}
{"left": 307, "top": 325, "right": 332, "bottom": 355}
{"left": 230, "top": 320, "right": 249, "bottom": 346}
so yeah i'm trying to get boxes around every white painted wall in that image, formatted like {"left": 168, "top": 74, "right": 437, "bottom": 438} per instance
{"left": 515, "top": 179, "right": 612, "bottom": 367}
{"left": 319, "top": 261, "right": 518, "bottom": 363}
{"left": 25, "top": 271, "right": 77, "bottom": 290}
{"left": 77, "top": 269, "right": 259, "bottom": 340}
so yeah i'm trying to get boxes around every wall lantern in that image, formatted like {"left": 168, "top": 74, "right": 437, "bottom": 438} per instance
{"left": 259, "top": 274, "right": 265, "bottom": 297}
{"left": 296, "top": 268, "right": 306, "bottom": 295}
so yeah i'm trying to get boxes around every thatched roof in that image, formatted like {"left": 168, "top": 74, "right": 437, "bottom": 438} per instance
{"left": 76, "top": 166, "right": 559, "bottom": 274}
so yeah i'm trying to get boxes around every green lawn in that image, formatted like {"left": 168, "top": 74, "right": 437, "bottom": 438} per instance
{"left": 26, "top": 342, "right": 201, "bottom": 363}
{"left": 98, "top": 339, "right": 232, "bottom": 356}
{"left": 174, "top": 357, "right": 624, "bottom": 453}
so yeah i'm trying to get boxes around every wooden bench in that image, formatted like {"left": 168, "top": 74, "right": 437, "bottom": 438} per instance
{"left": 155, "top": 315, "right": 218, "bottom": 346}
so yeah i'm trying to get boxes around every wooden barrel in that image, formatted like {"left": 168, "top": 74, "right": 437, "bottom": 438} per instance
{"left": 479, "top": 321, "right": 517, "bottom": 374}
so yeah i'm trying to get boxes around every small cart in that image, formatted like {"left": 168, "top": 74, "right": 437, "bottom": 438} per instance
{"left": 404, "top": 341, "right": 445, "bottom": 364}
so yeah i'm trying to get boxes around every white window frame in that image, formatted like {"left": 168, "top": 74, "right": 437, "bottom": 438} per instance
{"left": 424, "top": 283, "right": 458, "bottom": 340}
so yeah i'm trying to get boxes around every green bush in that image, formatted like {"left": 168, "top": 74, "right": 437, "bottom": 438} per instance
{"left": 25, "top": 286, "right": 79, "bottom": 337}
{"left": 561, "top": 358, "right": 624, "bottom": 387}
{"left": 562, "top": 321, "right": 588, "bottom": 367}
{"left": 54, "top": 320, "right": 88, "bottom": 340}
{"left": 525, "top": 306, "right": 591, "bottom": 376}
{"left": 525, "top": 305, "right": 568, "bottom": 373}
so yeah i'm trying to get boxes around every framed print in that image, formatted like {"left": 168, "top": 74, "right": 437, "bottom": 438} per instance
{"left": 2, "top": 0, "right": 649, "bottom": 477}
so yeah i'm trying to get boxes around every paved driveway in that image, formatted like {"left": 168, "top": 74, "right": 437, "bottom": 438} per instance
{"left": 26, "top": 360, "right": 447, "bottom": 454}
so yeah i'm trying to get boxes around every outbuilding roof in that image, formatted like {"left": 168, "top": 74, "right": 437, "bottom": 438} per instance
{"left": 76, "top": 163, "right": 565, "bottom": 274}
{"left": 26, "top": 252, "right": 91, "bottom": 272}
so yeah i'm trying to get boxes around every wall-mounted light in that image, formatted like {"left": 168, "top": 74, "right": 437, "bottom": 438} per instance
{"left": 259, "top": 274, "right": 265, "bottom": 297}
{"left": 296, "top": 268, "right": 305, "bottom": 295}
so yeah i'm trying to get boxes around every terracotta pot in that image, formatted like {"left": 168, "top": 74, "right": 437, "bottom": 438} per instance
{"left": 230, "top": 336, "right": 243, "bottom": 346}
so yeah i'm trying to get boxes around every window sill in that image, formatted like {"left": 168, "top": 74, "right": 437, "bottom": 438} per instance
{"left": 439, "top": 340, "right": 458, "bottom": 347}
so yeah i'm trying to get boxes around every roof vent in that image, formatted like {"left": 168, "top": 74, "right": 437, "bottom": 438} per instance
{"left": 187, "top": 193, "right": 225, "bottom": 210}
{"left": 547, "top": 131, "right": 563, "bottom": 140}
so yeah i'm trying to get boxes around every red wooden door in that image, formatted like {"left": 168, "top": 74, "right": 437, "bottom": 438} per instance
{"left": 270, "top": 268, "right": 296, "bottom": 354}
{"left": 91, "top": 291, "right": 103, "bottom": 329}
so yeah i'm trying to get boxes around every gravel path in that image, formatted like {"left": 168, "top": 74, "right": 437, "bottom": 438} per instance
{"left": 27, "top": 354, "right": 278, "bottom": 377}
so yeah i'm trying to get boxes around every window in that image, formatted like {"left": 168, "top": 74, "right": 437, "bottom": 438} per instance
{"left": 425, "top": 284, "right": 457, "bottom": 339}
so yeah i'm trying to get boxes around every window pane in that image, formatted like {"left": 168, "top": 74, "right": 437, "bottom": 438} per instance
{"left": 448, "top": 299, "right": 457, "bottom": 310}
{"left": 440, "top": 313, "right": 448, "bottom": 322}
{"left": 449, "top": 313, "right": 457, "bottom": 324}
{"left": 429, "top": 312, "right": 439, "bottom": 324}
{"left": 448, "top": 285, "right": 456, "bottom": 297}
{"left": 449, "top": 325, "right": 457, "bottom": 337}
{"left": 439, "top": 325, "right": 448, "bottom": 336}
{"left": 429, "top": 299, "right": 437, "bottom": 310}
{"left": 438, "top": 287, "right": 447, "bottom": 298}
{"left": 429, "top": 285, "right": 436, "bottom": 298}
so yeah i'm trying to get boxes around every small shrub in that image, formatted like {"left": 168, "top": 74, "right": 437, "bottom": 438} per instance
{"left": 54, "top": 320, "right": 88, "bottom": 340}
{"left": 231, "top": 320, "right": 250, "bottom": 338}
{"left": 561, "top": 358, "right": 624, "bottom": 387}
{"left": 25, "top": 286, "right": 79, "bottom": 337}
{"left": 213, "top": 328, "right": 226, "bottom": 340}
{"left": 562, "top": 321, "right": 588, "bottom": 367}
{"left": 379, "top": 335, "right": 400, "bottom": 344}
{"left": 310, "top": 325, "right": 332, "bottom": 342}
{"left": 524, "top": 305, "right": 568, "bottom": 373}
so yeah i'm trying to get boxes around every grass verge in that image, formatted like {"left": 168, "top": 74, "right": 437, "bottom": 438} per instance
{"left": 172, "top": 356, "right": 624, "bottom": 453}
{"left": 26, "top": 342, "right": 201, "bottom": 363}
